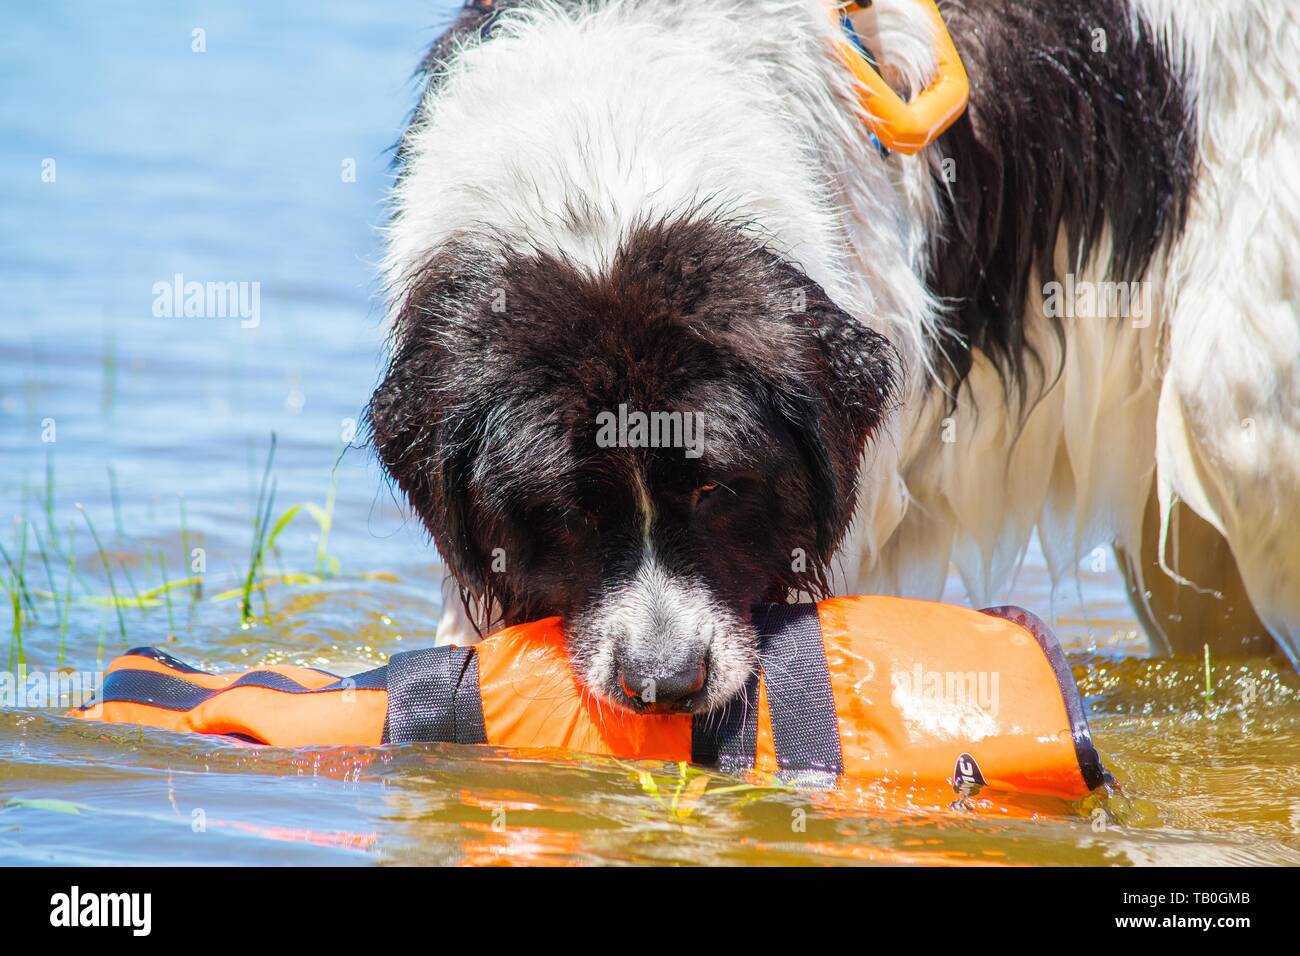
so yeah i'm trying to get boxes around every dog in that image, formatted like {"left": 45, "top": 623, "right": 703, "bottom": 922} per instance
{"left": 367, "top": 0, "right": 1300, "bottom": 714}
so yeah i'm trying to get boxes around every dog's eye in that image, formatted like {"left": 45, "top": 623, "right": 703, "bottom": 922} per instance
{"left": 695, "top": 481, "right": 719, "bottom": 499}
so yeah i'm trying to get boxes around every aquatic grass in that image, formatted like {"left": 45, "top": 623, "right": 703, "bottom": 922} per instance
{"left": 115, "top": 552, "right": 147, "bottom": 614}
{"left": 59, "top": 524, "right": 74, "bottom": 667}
{"left": 626, "top": 760, "right": 784, "bottom": 819}
{"left": 44, "top": 450, "right": 56, "bottom": 542}
{"left": 3, "top": 519, "right": 32, "bottom": 675}
{"left": 253, "top": 512, "right": 276, "bottom": 624}
{"left": 74, "top": 594, "right": 161, "bottom": 609}
{"left": 14, "top": 432, "right": 352, "bottom": 645}
{"left": 135, "top": 576, "right": 203, "bottom": 602}
{"left": 28, "top": 524, "right": 59, "bottom": 664}
{"left": 0, "top": 535, "right": 37, "bottom": 620}
{"left": 69, "top": 569, "right": 202, "bottom": 610}
{"left": 7, "top": 571, "right": 21, "bottom": 676}
{"left": 157, "top": 550, "right": 176, "bottom": 639}
{"left": 178, "top": 492, "right": 200, "bottom": 601}
{"left": 107, "top": 464, "right": 125, "bottom": 537}
{"left": 211, "top": 571, "right": 320, "bottom": 602}
{"left": 30, "top": 524, "right": 58, "bottom": 604}
{"left": 219, "top": 491, "right": 337, "bottom": 611}
{"left": 18, "top": 521, "right": 83, "bottom": 668}
{"left": 240, "top": 434, "right": 279, "bottom": 625}
{"left": 77, "top": 504, "right": 128, "bottom": 647}
{"left": 271, "top": 503, "right": 333, "bottom": 567}
{"left": 232, "top": 437, "right": 343, "bottom": 620}
{"left": 231, "top": 441, "right": 344, "bottom": 611}
{"left": 47, "top": 573, "right": 202, "bottom": 612}
{"left": 15, "top": 518, "right": 32, "bottom": 614}
{"left": 0, "top": 520, "right": 37, "bottom": 689}
{"left": 100, "top": 464, "right": 151, "bottom": 612}
{"left": 26, "top": 507, "right": 97, "bottom": 601}
{"left": 315, "top": 453, "right": 341, "bottom": 578}
{"left": 8, "top": 521, "right": 83, "bottom": 669}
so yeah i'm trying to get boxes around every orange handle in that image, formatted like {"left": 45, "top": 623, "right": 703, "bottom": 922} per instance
{"left": 831, "top": 0, "right": 969, "bottom": 154}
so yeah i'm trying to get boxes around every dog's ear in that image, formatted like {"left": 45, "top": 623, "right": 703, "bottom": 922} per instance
{"left": 365, "top": 259, "right": 490, "bottom": 596}
{"left": 773, "top": 273, "right": 899, "bottom": 559}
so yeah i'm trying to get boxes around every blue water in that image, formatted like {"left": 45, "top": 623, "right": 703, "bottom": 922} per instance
{"left": 2, "top": 1, "right": 1297, "bottom": 867}
{"left": 0, "top": 0, "right": 448, "bottom": 596}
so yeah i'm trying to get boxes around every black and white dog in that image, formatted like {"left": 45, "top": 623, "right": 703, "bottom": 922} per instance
{"left": 368, "top": 0, "right": 1300, "bottom": 713}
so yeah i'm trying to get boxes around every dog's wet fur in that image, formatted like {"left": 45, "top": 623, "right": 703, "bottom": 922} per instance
{"left": 928, "top": 0, "right": 1196, "bottom": 400}
{"left": 368, "top": 0, "right": 1231, "bottom": 709}
{"left": 367, "top": 220, "right": 897, "bottom": 712}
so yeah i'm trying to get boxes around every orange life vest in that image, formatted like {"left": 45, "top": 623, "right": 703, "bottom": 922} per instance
{"left": 70, "top": 595, "right": 1109, "bottom": 800}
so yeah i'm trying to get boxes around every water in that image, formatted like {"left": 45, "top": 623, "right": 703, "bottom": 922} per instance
{"left": 2, "top": 1, "right": 1298, "bottom": 866}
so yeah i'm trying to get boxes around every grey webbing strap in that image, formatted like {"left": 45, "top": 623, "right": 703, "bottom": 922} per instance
{"left": 690, "top": 666, "right": 760, "bottom": 771}
{"left": 690, "top": 603, "right": 843, "bottom": 775}
{"left": 382, "top": 645, "right": 487, "bottom": 745}
{"left": 754, "top": 603, "right": 844, "bottom": 775}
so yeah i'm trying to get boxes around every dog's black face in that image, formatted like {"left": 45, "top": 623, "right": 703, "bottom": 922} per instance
{"left": 368, "top": 220, "right": 896, "bottom": 713}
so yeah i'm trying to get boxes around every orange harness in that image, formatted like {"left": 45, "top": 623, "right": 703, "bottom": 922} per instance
{"left": 72, "top": 595, "right": 1108, "bottom": 800}
{"left": 832, "top": 0, "right": 969, "bottom": 154}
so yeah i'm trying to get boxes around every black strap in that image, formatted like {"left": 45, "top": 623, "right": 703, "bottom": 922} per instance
{"left": 382, "top": 646, "right": 487, "bottom": 745}
{"left": 755, "top": 603, "right": 844, "bottom": 775}
{"left": 980, "top": 605, "right": 1111, "bottom": 791}
{"left": 86, "top": 652, "right": 389, "bottom": 713}
{"left": 691, "top": 603, "right": 843, "bottom": 775}
{"left": 690, "top": 666, "right": 759, "bottom": 772}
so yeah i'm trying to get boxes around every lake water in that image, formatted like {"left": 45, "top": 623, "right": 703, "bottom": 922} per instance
{"left": 2, "top": 0, "right": 1298, "bottom": 866}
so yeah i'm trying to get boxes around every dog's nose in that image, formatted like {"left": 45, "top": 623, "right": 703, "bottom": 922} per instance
{"left": 618, "top": 660, "right": 707, "bottom": 710}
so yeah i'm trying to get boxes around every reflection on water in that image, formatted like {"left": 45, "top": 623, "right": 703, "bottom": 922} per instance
{"left": 2, "top": 1, "right": 1298, "bottom": 865}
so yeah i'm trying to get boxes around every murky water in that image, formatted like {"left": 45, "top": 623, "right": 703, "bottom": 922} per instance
{"left": 3, "top": 1, "right": 1298, "bottom": 866}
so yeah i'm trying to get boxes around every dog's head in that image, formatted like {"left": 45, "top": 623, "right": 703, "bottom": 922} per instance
{"left": 368, "top": 219, "right": 897, "bottom": 713}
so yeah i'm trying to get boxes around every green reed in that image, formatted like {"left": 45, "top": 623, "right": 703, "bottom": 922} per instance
{"left": 77, "top": 504, "right": 128, "bottom": 646}
{"left": 239, "top": 434, "right": 279, "bottom": 625}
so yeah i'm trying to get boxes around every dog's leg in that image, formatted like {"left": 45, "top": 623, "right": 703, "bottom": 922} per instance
{"left": 1154, "top": 350, "right": 1300, "bottom": 669}
{"left": 1114, "top": 484, "right": 1276, "bottom": 657}
{"left": 1141, "top": 0, "right": 1300, "bottom": 668}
